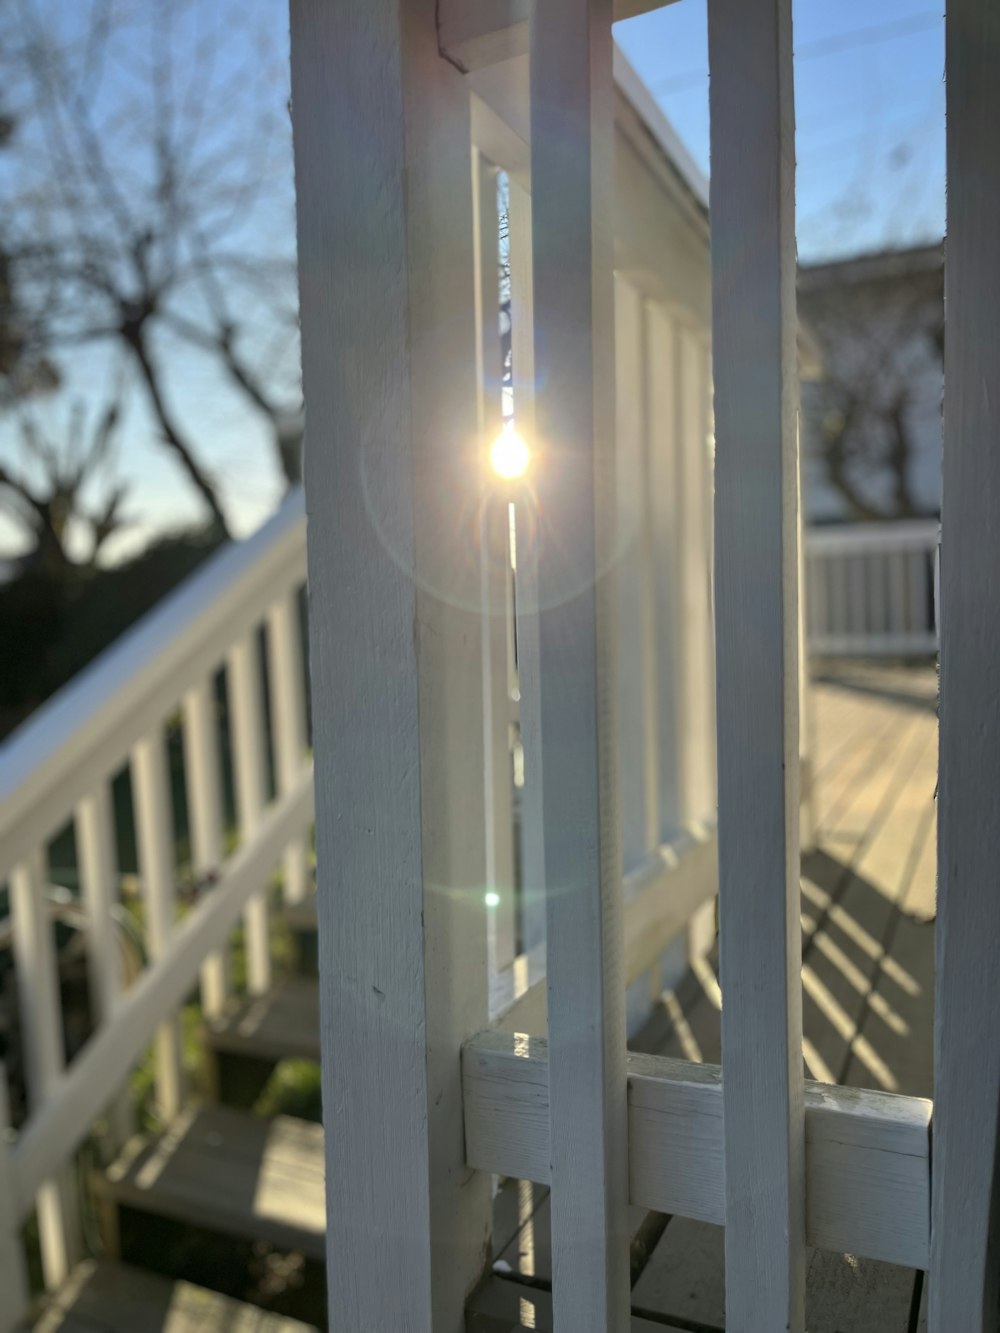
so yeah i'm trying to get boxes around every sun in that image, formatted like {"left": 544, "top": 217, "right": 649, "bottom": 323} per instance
{"left": 489, "top": 423, "right": 531, "bottom": 480}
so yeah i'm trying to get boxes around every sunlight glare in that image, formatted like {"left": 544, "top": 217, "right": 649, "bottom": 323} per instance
{"left": 489, "top": 423, "right": 530, "bottom": 480}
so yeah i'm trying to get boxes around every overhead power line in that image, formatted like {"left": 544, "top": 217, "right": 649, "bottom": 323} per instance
{"left": 649, "top": 10, "right": 943, "bottom": 97}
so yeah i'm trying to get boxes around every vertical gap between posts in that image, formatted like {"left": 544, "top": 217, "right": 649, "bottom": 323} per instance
{"left": 182, "top": 678, "right": 229, "bottom": 1019}
{"left": 75, "top": 784, "right": 133, "bottom": 1147}
{"left": 475, "top": 146, "right": 517, "bottom": 983}
{"left": 9, "top": 852, "right": 82, "bottom": 1288}
{"left": 530, "top": 0, "right": 629, "bottom": 1324}
{"left": 930, "top": 1, "right": 1000, "bottom": 1327}
{"left": 508, "top": 173, "right": 546, "bottom": 965}
{"left": 227, "top": 632, "right": 271, "bottom": 996}
{"left": 707, "top": 0, "right": 805, "bottom": 1327}
{"left": 647, "top": 302, "right": 683, "bottom": 841}
{"left": 131, "top": 733, "right": 185, "bottom": 1121}
{"left": 266, "top": 591, "right": 311, "bottom": 911}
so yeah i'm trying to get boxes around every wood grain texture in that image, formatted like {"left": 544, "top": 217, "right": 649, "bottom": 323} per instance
{"left": 529, "top": 0, "right": 629, "bottom": 1324}
{"left": 463, "top": 1034, "right": 931, "bottom": 1270}
{"left": 931, "top": 0, "right": 1000, "bottom": 1327}
{"left": 289, "top": 2, "right": 493, "bottom": 1327}
{"left": 707, "top": 0, "right": 804, "bottom": 1325}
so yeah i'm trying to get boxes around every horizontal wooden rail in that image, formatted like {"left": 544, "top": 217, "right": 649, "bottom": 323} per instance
{"left": 437, "top": 0, "right": 676, "bottom": 70}
{"left": 0, "top": 490, "right": 306, "bottom": 880}
{"left": 8, "top": 766, "right": 314, "bottom": 1216}
{"left": 463, "top": 1031, "right": 931, "bottom": 1271}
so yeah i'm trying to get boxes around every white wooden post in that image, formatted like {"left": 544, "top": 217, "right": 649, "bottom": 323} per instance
{"left": 75, "top": 783, "right": 133, "bottom": 1143}
{"left": 182, "top": 678, "right": 230, "bottom": 1018}
{"left": 9, "top": 852, "right": 81, "bottom": 1287}
{"left": 131, "top": 734, "right": 184, "bottom": 1119}
{"left": 227, "top": 633, "right": 271, "bottom": 996}
{"left": 507, "top": 174, "right": 546, "bottom": 959}
{"left": 0, "top": 1066, "right": 29, "bottom": 1333}
{"left": 931, "top": 0, "right": 1000, "bottom": 1326}
{"left": 707, "top": 0, "right": 805, "bottom": 1328}
{"left": 266, "top": 593, "right": 311, "bottom": 908}
{"left": 474, "top": 147, "right": 517, "bottom": 977}
{"left": 530, "top": 0, "right": 629, "bottom": 1325}
{"left": 289, "top": 1, "right": 493, "bottom": 1327}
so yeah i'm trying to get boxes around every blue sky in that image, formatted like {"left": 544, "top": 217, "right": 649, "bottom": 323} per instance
{"left": 1, "top": 1, "right": 945, "bottom": 559}
{"left": 616, "top": 0, "right": 945, "bottom": 262}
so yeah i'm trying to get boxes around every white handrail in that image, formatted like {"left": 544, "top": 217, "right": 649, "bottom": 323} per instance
{"left": 0, "top": 488, "right": 306, "bottom": 881}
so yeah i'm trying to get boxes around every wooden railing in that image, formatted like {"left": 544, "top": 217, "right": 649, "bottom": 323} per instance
{"left": 806, "top": 519, "right": 939, "bottom": 658}
{"left": 0, "top": 491, "right": 314, "bottom": 1324}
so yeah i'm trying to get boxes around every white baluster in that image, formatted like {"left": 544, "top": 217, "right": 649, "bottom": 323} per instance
{"left": 182, "top": 678, "right": 229, "bottom": 1017}
{"left": 266, "top": 593, "right": 311, "bottom": 909}
{"left": 131, "top": 734, "right": 184, "bottom": 1119}
{"left": 708, "top": 0, "right": 805, "bottom": 1325}
{"left": 227, "top": 633, "right": 271, "bottom": 995}
{"left": 75, "top": 783, "right": 133, "bottom": 1145}
{"left": 9, "top": 851, "right": 81, "bottom": 1288}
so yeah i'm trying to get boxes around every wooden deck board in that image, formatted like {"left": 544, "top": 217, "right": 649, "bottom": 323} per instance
{"left": 204, "top": 978, "right": 320, "bottom": 1064}
{"left": 97, "top": 1106, "right": 326, "bottom": 1261}
{"left": 620, "top": 666, "right": 936, "bottom": 1327}
{"left": 633, "top": 666, "right": 937, "bottom": 1103}
{"left": 31, "top": 1260, "right": 316, "bottom": 1331}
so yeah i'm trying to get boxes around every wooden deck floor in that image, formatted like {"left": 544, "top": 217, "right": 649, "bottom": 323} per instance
{"left": 476, "top": 663, "right": 938, "bottom": 1331}
{"left": 634, "top": 660, "right": 938, "bottom": 1102}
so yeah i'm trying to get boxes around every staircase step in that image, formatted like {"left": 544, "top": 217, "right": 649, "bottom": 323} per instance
{"left": 205, "top": 978, "right": 320, "bottom": 1065}
{"left": 33, "top": 1259, "right": 316, "bottom": 1331}
{"left": 97, "top": 1105, "right": 326, "bottom": 1262}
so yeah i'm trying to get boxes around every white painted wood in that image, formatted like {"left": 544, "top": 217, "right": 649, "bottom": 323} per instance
{"left": 0, "top": 491, "right": 305, "bottom": 882}
{"left": 9, "top": 853, "right": 80, "bottom": 1288}
{"left": 615, "top": 275, "right": 658, "bottom": 870}
{"left": 506, "top": 173, "right": 546, "bottom": 961}
{"left": 438, "top": 0, "right": 675, "bottom": 71}
{"left": 462, "top": 1033, "right": 932, "bottom": 1271}
{"left": 226, "top": 633, "right": 271, "bottom": 996}
{"left": 676, "top": 328, "right": 716, "bottom": 826}
{"left": 182, "top": 678, "right": 229, "bottom": 1018}
{"left": 646, "top": 302, "right": 684, "bottom": 839}
{"left": 10, "top": 770, "right": 313, "bottom": 1215}
{"left": 0, "top": 1067, "right": 29, "bottom": 1333}
{"left": 931, "top": 1, "right": 1000, "bottom": 1326}
{"left": 130, "top": 734, "right": 184, "bottom": 1120}
{"left": 707, "top": 0, "right": 804, "bottom": 1326}
{"left": 474, "top": 147, "right": 517, "bottom": 977}
{"left": 289, "top": 2, "right": 493, "bottom": 1327}
{"left": 530, "top": 0, "right": 629, "bottom": 1324}
{"left": 75, "top": 784, "right": 133, "bottom": 1145}
{"left": 266, "top": 593, "right": 311, "bottom": 909}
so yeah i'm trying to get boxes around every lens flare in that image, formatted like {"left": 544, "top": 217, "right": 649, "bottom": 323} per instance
{"left": 489, "top": 423, "right": 530, "bottom": 480}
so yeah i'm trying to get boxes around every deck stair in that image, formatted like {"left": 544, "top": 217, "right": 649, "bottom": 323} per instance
{"left": 32, "top": 1260, "right": 316, "bottom": 1332}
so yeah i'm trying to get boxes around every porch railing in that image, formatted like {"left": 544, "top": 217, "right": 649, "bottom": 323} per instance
{"left": 806, "top": 519, "right": 939, "bottom": 658}
{"left": 0, "top": 490, "right": 314, "bottom": 1308}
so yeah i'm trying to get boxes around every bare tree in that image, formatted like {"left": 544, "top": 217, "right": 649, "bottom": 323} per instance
{"left": 799, "top": 248, "right": 943, "bottom": 522}
{"left": 0, "top": 393, "right": 131, "bottom": 576}
{"left": 1, "top": 0, "right": 302, "bottom": 538}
